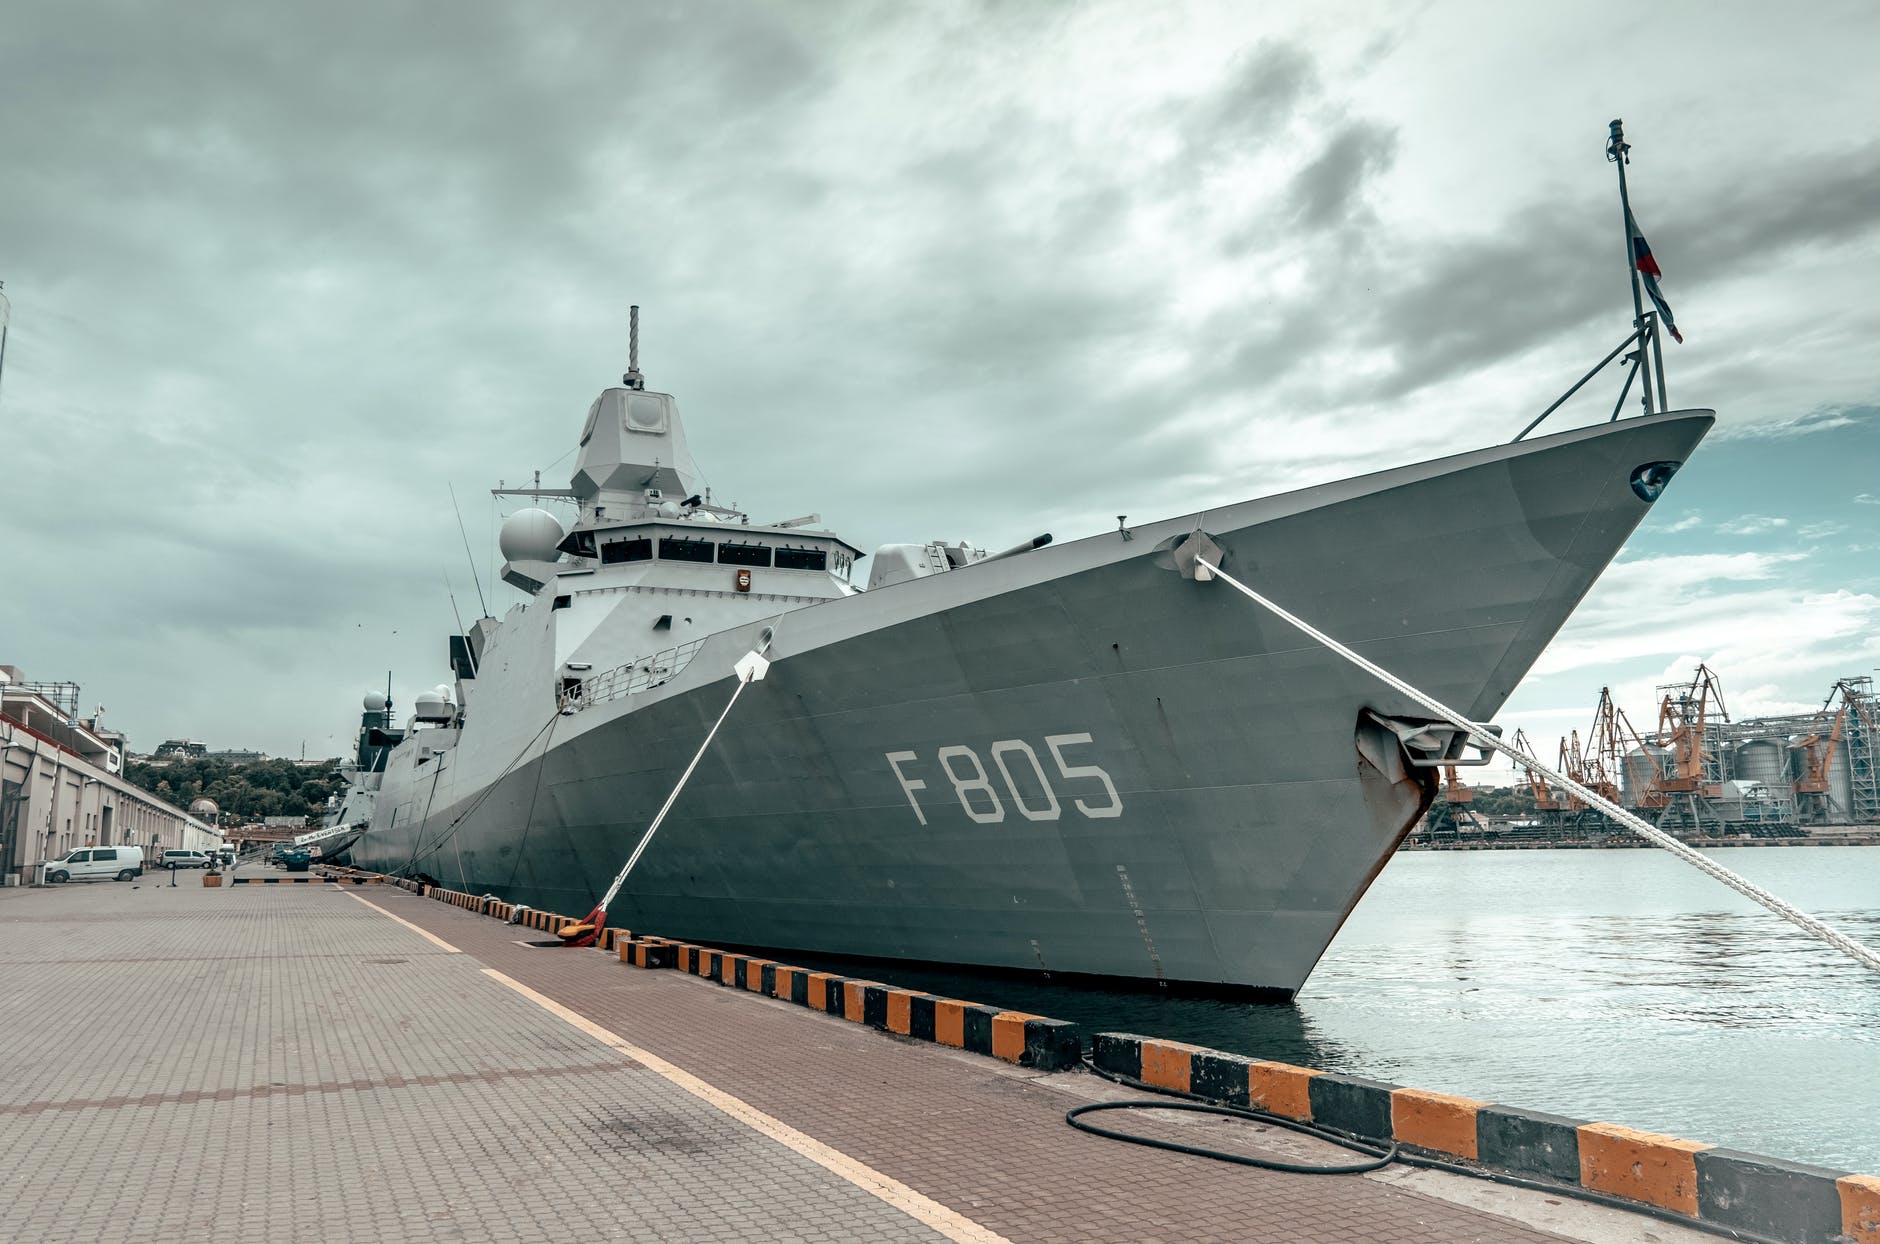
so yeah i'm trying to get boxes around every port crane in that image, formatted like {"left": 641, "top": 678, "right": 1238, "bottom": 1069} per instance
{"left": 1652, "top": 664, "right": 1729, "bottom": 833}
{"left": 1792, "top": 697, "right": 1849, "bottom": 821}
{"left": 1591, "top": 686, "right": 1667, "bottom": 812}
{"left": 1511, "top": 729, "right": 1561, "bottom": 815}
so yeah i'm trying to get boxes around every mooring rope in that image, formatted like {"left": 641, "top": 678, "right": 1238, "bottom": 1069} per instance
{"left": 589, "top": 643, "right": 772, "bottom": 919}
{"left": 1195, "top": 555, "right": 1880, "bottom": 975}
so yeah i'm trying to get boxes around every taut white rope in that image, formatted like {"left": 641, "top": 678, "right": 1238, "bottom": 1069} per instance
{"left": 593, "top": 647, "right": 771, "bottom": 916}
{"left": 1195, "top": 556, "right": 1880, "bottom": 975}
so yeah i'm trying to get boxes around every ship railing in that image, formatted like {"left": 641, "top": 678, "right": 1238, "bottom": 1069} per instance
{"left": 562, "top": 639, "right": 707, "bottom": 713}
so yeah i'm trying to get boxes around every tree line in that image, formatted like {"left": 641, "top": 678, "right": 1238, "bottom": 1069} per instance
{"left": 121, "top": 756, "right": 346, "bottom": 824}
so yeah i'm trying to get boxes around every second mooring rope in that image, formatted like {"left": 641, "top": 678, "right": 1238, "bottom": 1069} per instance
{"left": 1195, "top": 556, "right": 1880, "bottom": 975}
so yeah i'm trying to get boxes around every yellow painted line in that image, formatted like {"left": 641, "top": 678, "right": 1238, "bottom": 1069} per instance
{"left": 481, "top": 967, "right": 1010, "bottom": 1244}
{"left": 345, "top": 890, "right": 463, "bottom": 953}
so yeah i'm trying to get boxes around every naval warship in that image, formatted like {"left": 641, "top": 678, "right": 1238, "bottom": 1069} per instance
{"left": 346, "top": 310, "right": 1711, "bottom": 996}
{"left": 299, "top": 691, "right": 400, "bottom": 865}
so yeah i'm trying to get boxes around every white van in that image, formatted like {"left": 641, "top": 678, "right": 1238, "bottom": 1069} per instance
{"left": 44, "top": 846, "right": 145, "bottom": 884}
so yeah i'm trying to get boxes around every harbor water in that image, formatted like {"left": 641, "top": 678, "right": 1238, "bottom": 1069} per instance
{"left": 796, "top": 845, "right": 1880, "bottom": 1172}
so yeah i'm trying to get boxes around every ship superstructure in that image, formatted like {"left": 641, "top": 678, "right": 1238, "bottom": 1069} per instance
{"left": 347, "top": 310, "right": 1711, "bottom": 996}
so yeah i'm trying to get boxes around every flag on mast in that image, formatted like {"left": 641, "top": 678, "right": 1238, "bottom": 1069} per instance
{"left": 1626, "top": 209, "right": 1683, "bottom": 343}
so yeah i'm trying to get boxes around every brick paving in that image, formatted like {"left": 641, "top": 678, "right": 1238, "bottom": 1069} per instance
{"left": 0, "top": 875, "right": 1698, "bottom": 1242}
{"left": 0, "top": 878, "right": 943, "bottom": 1243}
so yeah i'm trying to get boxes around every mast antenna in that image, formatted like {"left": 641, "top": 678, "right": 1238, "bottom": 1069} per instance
{"left": 623, "top": 305, "right": 644, "bottom": 390}
{"left": 1607, "top": 119, "right": 1657, "bottom": 416}
{"left": 448, "top": 482, "right": 491, "bottom": 618}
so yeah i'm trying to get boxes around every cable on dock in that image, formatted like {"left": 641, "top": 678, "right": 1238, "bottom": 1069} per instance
{"left": 1071, "top": 1055, "right": 1396, "bottom": 1173}
{"left": 1192, "top": 554, "right": 1880, "bottom": 975}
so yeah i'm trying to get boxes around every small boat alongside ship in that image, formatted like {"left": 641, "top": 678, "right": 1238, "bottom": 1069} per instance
{"left": 336, "top": 300, "right": 1710, "bottom": 997}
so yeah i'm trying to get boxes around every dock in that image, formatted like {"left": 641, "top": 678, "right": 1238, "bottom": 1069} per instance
{"left": 0, "top": 872, "right": 1762, "bottom": 1243}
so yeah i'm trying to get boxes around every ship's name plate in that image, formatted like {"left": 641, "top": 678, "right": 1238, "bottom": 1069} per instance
{"left": 885, "top": 734, "right": 1121, "bottom": 825}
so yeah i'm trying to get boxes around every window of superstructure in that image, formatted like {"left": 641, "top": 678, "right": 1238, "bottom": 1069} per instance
{"left": 775, "top": 546, "right": 827, "bottom": 572}
{"left": 659, "top": 537, "right": 715, "bottom": 564}
{"left": 601, "top": 536, "right": 651, "bottom": 565}
{"left": 717, "top": 543, "right": 771, "bottom": 567}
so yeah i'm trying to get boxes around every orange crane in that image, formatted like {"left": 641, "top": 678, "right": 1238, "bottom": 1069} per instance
{"left": 1431, "top": 763, "right": 1484, "bottom": 835}
{"left": 1656, "top": 663, "right": 1727, "bottom": 797}
{"left": 1557, "top": 730, "right": 1593, "bottom": 812}
{"left": 1569, "top": 691, "right": 1625, "bottom": 807}
{"left": 1510, "top": 729, "right": 1561, "bottom": 813}
{"left": 1794, "top": 701, "right": 1848, "bottom": 799}
{"left": 1441, "top": 764, "right": 1476, "bottom": 809}
{"left": 1790, "top": 682, "right": 1869, "bottom": 823}
{"left": 1590, "top": 686, "right": 1666, "bottom": 810}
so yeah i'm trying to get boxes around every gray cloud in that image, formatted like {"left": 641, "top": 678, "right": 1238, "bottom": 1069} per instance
{"left": 1288, "top": 122, "right": 1397, "bottom": 230}
{"left": 5, "top": 3, "right": 1880, "bottom": 757}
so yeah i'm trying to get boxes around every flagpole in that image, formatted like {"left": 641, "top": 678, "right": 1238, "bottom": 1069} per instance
{"left": 1607, "top": 118, "right": 1654, "bottom": 416}
{"left": 1649, "top": 311, "right": 1669, "bottom": 410}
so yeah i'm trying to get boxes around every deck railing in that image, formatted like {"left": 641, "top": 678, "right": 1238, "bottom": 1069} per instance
{"left": 561, "top": 639, "right": 707, "bottom": 713}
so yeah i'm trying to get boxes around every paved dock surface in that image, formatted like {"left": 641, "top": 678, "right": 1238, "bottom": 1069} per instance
{"left": 0, "top": 874, "right": 1712, "bottom": 1243}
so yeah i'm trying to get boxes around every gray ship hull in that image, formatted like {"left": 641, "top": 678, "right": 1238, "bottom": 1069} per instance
{"left": 353, "top": 410, "right": 1711, "bottom": 995}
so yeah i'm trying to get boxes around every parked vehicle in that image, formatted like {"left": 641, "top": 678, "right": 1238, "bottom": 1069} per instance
{"left": 161, "top": 850, "right": 213, "bottom": 870}
{"left": 43, "top": 846, "right": 145, "bottom": 883}
{"left": 275, "top": 848, "right": 313, "bottom": 873}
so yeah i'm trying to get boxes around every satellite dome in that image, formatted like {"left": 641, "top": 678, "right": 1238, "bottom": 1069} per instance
{"left": 413, "top": 690, "right": 452, "bottom": 722}
{"left": 364, "top": 691, "right": 388, "bottom": 711}
{"left": 499, "top": 508, "right": 565, "bottom": 564}
{"left": 189, "top": 797, "right": 219, "bottom": 816}
{"left": 433, "top": 683, "right": 455, "bottom": 701}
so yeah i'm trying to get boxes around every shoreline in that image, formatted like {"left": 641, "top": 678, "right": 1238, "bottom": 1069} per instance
{"left": 1404, "top": 829, "right": 1880, "bottom": 851}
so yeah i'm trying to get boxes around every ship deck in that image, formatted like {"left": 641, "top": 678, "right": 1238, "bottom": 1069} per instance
{"left": 0, "top": 871, "right": 1716, "bottom": 1243}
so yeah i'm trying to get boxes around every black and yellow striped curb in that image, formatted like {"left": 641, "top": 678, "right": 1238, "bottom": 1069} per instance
{"left": 666, "top": 943, "right": 1082, "bottom": 1072}
{"left": 229, "top": 875, "right": 340, "bottom": 885}
{"left": 395, "top": 878, "right": 1080, "bottom": 1073}
{"left": 1090, "top": 1033, "right": 1880, "bottom": 1244}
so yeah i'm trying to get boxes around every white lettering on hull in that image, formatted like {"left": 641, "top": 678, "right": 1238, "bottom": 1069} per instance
{"left": 886, "top": 734, "right": 1122, "bottom": 824}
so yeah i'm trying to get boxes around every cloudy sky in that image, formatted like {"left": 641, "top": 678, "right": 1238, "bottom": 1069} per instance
{"left": 3, "top": 1, "right": 1877, "bottom": 773}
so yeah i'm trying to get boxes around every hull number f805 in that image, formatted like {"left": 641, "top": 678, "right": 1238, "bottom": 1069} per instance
{"left": 885, "top": 734, "right": 1122, "bottom": 825}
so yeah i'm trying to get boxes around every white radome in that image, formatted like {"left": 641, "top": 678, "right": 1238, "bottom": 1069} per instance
{"left": 365, "top": 691, "right": 388, "bottom": 711}
{"left": 413, "top": 691, "right": 453, "bottom": 722}
{"left": 499, "top": 508, "right": 565, "bottom": 563}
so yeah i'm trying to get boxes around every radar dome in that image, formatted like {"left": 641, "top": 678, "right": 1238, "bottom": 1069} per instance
{"left": 414, "top": 690, "right": 452, "bottom": 722}
{"left": 189, "top": 797, "right": 219, "bottom": 816}
{"left": 433, "top": 683, "right": 455, "bottom": 701}
{"left": 364, "top": 691, "right": 388, "bottom": 711}
{"left": 499, "top": 508, "right": 565, "bottom": 564}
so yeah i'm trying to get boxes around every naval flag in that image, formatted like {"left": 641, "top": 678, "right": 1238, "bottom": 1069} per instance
{"left": 1626, "top": 210, "right": 1683, "bottom": 343}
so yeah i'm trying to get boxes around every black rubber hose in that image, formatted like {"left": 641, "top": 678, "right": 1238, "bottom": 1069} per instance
{"left": 1066, "top": 1099, "right": 1396, "bottom": 1174}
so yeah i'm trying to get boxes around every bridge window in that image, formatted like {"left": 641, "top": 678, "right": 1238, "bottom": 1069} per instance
{"left": 775, "top": 547, "right": 827, "bottom": 572}
{"left": 659, "top": 537, "right": 715, "bottom": 564}
{"left": 717, "top": 543, "right": 771, "bottom": 567}
{"left": 601, "top": 536, "right": 651, "bottom": 564}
